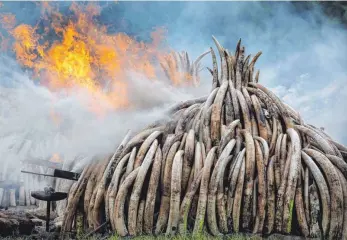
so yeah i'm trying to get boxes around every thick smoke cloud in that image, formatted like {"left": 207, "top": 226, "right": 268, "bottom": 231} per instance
{"left": 0, "top": 54, "right": 194, "bottom": 180}
{"left": 99, "top": 1, "right": 347, "bottom": 142}
{"left": 118, "top": 1, "right": 347, "bottom": 143}
{"left": 0, "top": 2, "right": 346, "bottom": 182}
{"left": 160, "top": 2, "right": 347, "bottom": 144}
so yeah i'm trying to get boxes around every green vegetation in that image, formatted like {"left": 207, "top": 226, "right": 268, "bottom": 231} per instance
{"left": 107, "top": 233, "right": 262, "bottom": 240}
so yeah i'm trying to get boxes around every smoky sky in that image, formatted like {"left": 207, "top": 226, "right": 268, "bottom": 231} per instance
{"left": 98, "top": 1, "right": 347, "bottom": 143}
{"left": 0, "top": 0, "right": 346, "bottom": 177}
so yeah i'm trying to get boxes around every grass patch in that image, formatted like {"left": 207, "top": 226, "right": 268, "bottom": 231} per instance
{"left": 107, "top": 233, "right": 262, "bottom": 240}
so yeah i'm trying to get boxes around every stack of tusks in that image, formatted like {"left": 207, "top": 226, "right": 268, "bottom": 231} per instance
{"left": 60, "top": 36, "right": 347, "bottom": 240}
{"left": 0, "top": 163, "right": 54, "bottom": 208}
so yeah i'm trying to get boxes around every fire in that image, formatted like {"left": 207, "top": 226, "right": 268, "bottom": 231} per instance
{"left": 160, "top": 52, "right": 195, "bottom": 86}
{"left": 0, "top": 2, "right": 171, "bottom": 115}
{"left": 0, "top": 2, "right": 199, "bottom": 118}
{"left": 50, "top": 153, "right": 62, "bottom": 163}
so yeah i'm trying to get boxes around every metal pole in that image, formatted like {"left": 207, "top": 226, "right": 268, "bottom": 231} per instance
{"left": 21, "top": 170, "right": 54, "bottom": 178}
{"left": 46, "top": 201, "right": 51, "bottom": 232}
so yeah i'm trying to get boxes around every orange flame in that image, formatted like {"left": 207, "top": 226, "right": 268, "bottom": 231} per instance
{"left": 1, "top": 2, "right": 168, "bottom": 115}
{"left": 159, "top": 51, "right": 197, "bottom": 86}
{"left": 0, "top": 2, "right": 197, "bottom": 117}
{"left": 50, "top": 153, "right": 62, "bottom": 163}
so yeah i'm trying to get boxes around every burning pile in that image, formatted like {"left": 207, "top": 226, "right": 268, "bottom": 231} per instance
{"left": 59, "top": 37, "right": 347, "bottom": 239}
{"left": 1, "top": 2, "right": 202, "bottom": 118}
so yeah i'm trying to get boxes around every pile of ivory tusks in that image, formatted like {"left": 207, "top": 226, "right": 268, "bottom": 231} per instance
{"left": 60, "top": 36, "right": 347, "bottom": 239}
{"left": 160, "top": 49, "right": 210, "bottom": 86}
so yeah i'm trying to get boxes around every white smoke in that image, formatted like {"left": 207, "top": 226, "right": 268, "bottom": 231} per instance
{"left": 1, "top": 2, "right": 347, "bottom": 188}
{"left": 162, "top": 1, "right": 347, "bottom": 144}
{"left": 0, "top": 56, "right": 195, "bottom": 184}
